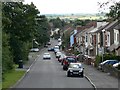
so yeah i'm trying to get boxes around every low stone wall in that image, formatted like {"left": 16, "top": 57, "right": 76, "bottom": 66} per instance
{"left": 102, "top": 65, "right": 120, "bottom": 78}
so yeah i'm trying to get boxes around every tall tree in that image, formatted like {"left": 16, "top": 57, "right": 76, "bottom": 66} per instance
{"left": 35, "top": 15, "right": 50, "bottom": 45}
{"left": 106, "top": 2, "right": 120, "bottom": 20}
{"left": 2, "top": 2, "right": 39, "bottom": 64}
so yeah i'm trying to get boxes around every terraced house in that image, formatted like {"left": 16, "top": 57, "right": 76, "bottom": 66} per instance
{"left": 74, "top": 19, "right": 120, "bottom": 57}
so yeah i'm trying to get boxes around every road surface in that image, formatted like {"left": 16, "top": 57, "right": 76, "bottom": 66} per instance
{"left": 15, "top": 39, "right": 94, "bottom": 88}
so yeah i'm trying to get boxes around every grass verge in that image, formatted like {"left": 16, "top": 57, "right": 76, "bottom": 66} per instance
{"left": 2, "top": 70, "right": 25, "bottom": 89}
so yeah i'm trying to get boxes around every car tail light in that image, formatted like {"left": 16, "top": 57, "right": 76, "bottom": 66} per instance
{"left": 64, "top": 60, "right": 68, "bottom": 65}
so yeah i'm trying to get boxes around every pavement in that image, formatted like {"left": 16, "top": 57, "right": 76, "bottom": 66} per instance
{"left": 83, "top": 63, "right": 119, "bottom": 89}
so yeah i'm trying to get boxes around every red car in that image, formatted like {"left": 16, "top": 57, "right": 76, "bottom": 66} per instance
{"left": 62, "top": 56, "right": 77, "bottom": 70}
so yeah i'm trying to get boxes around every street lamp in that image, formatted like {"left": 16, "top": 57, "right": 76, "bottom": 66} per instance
{"left": 32, "top": 39, "right": 35, "bottom": 49}
{"left": 102, "top": 29, "right": 105, "bottom": 62}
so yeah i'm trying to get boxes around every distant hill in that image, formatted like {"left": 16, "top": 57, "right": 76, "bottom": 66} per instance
{"left": 44, "top": 13, "right": 107, "bottom": 20}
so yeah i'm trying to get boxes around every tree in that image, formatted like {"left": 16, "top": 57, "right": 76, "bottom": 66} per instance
{"left": 35, "top": 15, "right": 50, "bottom": 45}
{"left": 98, "top": 0, "right": 120, "bottom": 20}
{"left": 106, "top": 2, "right": 120, "bottom": 20}
{"left": 2, "top": 32, "right": 14, "bottom": 73}
{"left": 2, "top": 2, "right": 39, "bottom": 64}
{"left": 49, "top": 17, "right": 64, "bottom": 29}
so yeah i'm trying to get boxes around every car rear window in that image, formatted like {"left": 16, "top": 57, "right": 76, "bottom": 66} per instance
{"left": 66, "top": 57, "right": 76, "bottom": 62}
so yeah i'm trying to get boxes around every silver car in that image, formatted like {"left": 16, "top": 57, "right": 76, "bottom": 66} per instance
{"left": 67, "top": 63, "right": 84, "bottom": 77}
{"left": 43, "top": 53, "right": 51, "bottom": 59}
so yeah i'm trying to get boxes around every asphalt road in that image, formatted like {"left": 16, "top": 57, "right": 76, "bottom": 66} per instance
{"left": 15, "top": 39, "right": 94, "bottom": 88}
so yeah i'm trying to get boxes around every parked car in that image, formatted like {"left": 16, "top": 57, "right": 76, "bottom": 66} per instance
{"left": 58, "top": 53, "right": 66, "bottom": 62}
{"left": 44, "top": 44, "right": 48, "bottom": 48}
{"left": 54, "top": 49, "right": 59, "bottom": 54}
{"left": 43, "top": 53, "right": 51, "bottom": 59}
{"left": 63, "top": 56, "right": 77, "bottom": 70}
{"left": 48, "top": 47, "right": 54, "bottom": 51}
{"left": 61, "top": 56, "right": 77, "bottom": 65}
{"left": 98, "top": 60, "right": 119, "bottom": 70}
{"left": 113, "top": 62, "right": 120, "bottom": 68}
{"left": 47, "top": 42, "right": 51, "bottom": 45}
{"left": 58, "top": 38, "right": 61, "bottom": 42}
{"left": 54, "top": 45, "right": 59, "bottom": 49}
{"left": 67, "top": 63, "right": 84, "bottom": 77}
{"left": 30, "top": 48, "right": 39, "bottom": 52}
{"left": 56, "top": 51, "right": 62, "bottom": 58}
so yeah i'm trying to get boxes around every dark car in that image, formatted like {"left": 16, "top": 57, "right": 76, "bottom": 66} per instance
{"left": 98, "top": 60, "right": 119, "bottom": 70}
{"left": 44, "top": 44, "right": 48, "bottom": 48}
{"left": 67, "top": 63, "right": 84, "bottom": 77}
{"left": 48, "top": 47, "right": 54, "bottom": 51}
{"left": 63, "top": 56, "right": 77, "bottom": 70}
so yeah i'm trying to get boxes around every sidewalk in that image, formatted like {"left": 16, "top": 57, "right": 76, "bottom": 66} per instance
{"left": 83, "top": 63, "right": 119, "bottom": 89}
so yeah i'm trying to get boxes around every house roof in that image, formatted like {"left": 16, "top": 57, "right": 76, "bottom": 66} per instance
{"left": 109, "top": 43, "right": 120, "bottom": 51}
{"left": 90, "top": 22, "right": 109, "bottom": 33}
{"left": 114, "top": 23, "right": 120, "bottom": 30}
{"left": 94, "top": 23, "right": 109, "bottom": 33}
{"left": 105, "top": 19, "right": 119, "bottom": 31}
{"left": 116, "top": 43, "right": 120, "bottom": 50}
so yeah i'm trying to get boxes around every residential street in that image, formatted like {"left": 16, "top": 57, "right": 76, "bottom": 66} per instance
{"left": 14, "top": 39, "right": 94, "bottom": 88}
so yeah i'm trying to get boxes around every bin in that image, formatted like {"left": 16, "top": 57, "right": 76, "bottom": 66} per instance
{"left": 18, "top": 60, "right": 23, "bottom": 68}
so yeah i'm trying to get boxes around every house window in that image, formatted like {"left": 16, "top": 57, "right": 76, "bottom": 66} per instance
{"left": 114, "top": 33, "right": 116, "bottom": 41}
{"left": 117, "top": 33, "right": 119, "bottom": 42}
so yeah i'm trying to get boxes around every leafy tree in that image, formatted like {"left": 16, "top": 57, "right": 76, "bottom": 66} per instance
{"left": 35, "top": 15, "right": 50, "bottom": 45}
{"left": 2, "top": 2, "right": 39, "bottom": 64}
{"left": 74, "top": 19, "right": 91, "bottom": 27}
{"left": 98, "top": 1, "right": 120, "bottom": 20}
{"left": 2, "top": 32, "right": 14, "bottom": 73}
{"left": 106, "top": 2, "right": 120, "bottom": 20}
{"left": 49, "top": 17, "right": 65, "bottom": 29}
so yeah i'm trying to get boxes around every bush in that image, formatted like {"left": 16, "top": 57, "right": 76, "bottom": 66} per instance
{"left": 95, "top": 55, "right": 102, "bottom": 67}
{"left": 95, "top": 54, "right": 120, "bottom": 67}
{"left": 74, "top": 51, "right": 80, "bottom": 55}
{"left": 103, "top": 53, "right": 120, "bottom": 61}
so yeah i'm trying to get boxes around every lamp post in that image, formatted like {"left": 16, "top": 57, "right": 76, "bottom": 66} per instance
{"left": 32, "top": 39, "right": 35, "bottom": 49}
{"left": 102, "top": 29, "right": 105, "bottom": 62}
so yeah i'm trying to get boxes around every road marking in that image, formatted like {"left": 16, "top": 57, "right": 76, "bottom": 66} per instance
{"left": 84, "top": 74, "right": 97, "bottom": 90}
{"left": 26, "top": 54, "right": 40, "bottom": 73}
{"left": 10, "top": 52, "right": 41, "bottom": 88}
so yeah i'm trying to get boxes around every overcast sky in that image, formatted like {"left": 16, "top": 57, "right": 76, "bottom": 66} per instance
{"left": 24, "top": 0, "right": 118, "bottom": 14}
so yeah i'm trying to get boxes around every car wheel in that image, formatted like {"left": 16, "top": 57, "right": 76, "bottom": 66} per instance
{"left": 63, "top": 66, "right": 66, "bottom": 70}
{"left": 81, "top": 71, "right": 84, "bottom": 77}
{"left": 67, "top": 72, "right": 71, "bottom": 77}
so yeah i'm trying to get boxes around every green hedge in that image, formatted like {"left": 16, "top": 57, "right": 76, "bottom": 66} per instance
{"left": 95, "top": 54, "right": 120, "bottom": 67}
{"left": 95, "top": 55, "right": 102, "bottom": 67}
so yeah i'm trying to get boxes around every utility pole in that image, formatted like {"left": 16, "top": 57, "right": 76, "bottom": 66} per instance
{"left": 102, "top": 29, "right": 105, "bottom": 62}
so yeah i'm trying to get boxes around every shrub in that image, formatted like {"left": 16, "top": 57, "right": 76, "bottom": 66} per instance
{"left": 95, "top": 55, "right": 102, "bottom": 67}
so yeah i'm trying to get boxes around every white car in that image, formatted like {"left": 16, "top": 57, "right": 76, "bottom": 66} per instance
{"left": 56, "top": 52, "right": 62, "bottom": 58}
{"left": 43, "top": 53, "right": 51, "bottom": 59}
{"left": 30, "top": 48, "right": 39, "bottom": 52}
{"left": 54, "top": 49, "right": 59, "bottom": 54}
{"left": 113, "top": 62, "right": 120, "bottom": 68}
{"left": 67, "top": 63, "right": 84, "bottom": 77}
{"left": 58, "top": 38, "right": 61, "bottom": 42}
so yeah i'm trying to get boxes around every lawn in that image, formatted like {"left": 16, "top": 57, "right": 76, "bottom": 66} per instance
{"left": 2, "top": 70, "right": 25, "bottom": 89}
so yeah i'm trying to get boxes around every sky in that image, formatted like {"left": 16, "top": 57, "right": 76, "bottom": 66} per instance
{"left": 24, "top": 0, "right": 119, "bottom": 15}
